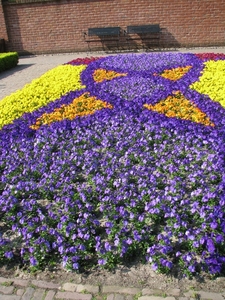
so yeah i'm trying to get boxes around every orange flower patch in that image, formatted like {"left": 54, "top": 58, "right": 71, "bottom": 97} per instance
{"left": 144, "top": 91, "right": 214, "bottom": 127}
{"left": 30, "top": 92, "right": 113, "bottom": 130}
{"left": 156, "top": 66, "right": 192, "bottom": 81}
{"left": 93, "top": 69, "right": 127, "bottom": 83}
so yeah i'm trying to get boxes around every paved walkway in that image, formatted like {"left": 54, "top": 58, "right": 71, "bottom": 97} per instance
{"left": 0, "top": 52, "right": 98, "bottom": 100}
{"left": 1, "top": 47, "right": 225, "bottom": 299}
{"left": 1, "top": 46, "right": 225, "bottom": 100}
{"left": 0, "top": 275, "right": 225, "bottom": 300}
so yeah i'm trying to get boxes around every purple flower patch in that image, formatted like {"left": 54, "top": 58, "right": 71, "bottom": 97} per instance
{"left": 0, "top": 52, "right": 225, "bottom": 276}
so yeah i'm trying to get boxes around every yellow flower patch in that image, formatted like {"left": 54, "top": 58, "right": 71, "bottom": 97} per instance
{"left": 144, "top": 91, "right": 214, "bottom": 127}
{"left": 30, "top": 92, "right": 113, "bottom": 130}
{"left": 0, "top": 64, "right": 86, "bottom": 129}
{"left": 93, "top": 69, "right": 127, "bottom": 83}
{"left": 156, "top": 66, "right": 192, "bottom": 81}
{"left": 191, "top": 60, "right": 225, "bottom": 107}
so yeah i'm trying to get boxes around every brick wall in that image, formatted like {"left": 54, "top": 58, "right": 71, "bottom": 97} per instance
{"left": 0, "top": 0, "right": 8, "bottom": 42}
{"left": 2, "top": 0, "right": 225, "bottom": 54}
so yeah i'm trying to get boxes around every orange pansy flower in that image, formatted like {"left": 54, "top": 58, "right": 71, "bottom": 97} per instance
{"left": 93, "top": 69, "right": 127, "bottom": 83}
{"left": 155, "top": 66, "right": 192, "bottom": 81}
{"left": 30, "top": 92, "right": 113, "bottom": 130}
{"left": 144, "top": 91, "right": 214, "bottom": 127}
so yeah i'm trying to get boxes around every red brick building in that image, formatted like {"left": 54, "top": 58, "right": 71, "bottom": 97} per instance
{"left": 0, "top": 0, "right": 225, "bottom": 55}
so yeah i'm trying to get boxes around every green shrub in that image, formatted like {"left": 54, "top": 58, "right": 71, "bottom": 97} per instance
{"left": 0, "top": 52, "right": 19, "bottom": 72}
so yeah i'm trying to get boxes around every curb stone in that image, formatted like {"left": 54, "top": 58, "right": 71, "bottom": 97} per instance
{"left": 138, "top": 297, "right": 176, "bottom": 300}
{"left": 0, "top": 278, "right": 225, "bottom": 300}
{"left": 76, "top": 284, "right": 99, "bottom": 294}
{"left": 62, "top": 282, "right": 77, "bottom": 292}
{"left": 55, "top": 290, "right": 92, "bottom": 299}
{"left": 0, "top": 285, "right": 14, "bottom": 294}
{"left": 166, "top": 289, "right": 180, "bottom": 297}
{"left": 184, "top": 290, "right": 225, "bottom": 300}
{"left": 13, "top": 279, "right": 29, "bottom": 287}
{"left": 31, "top": 279, "right": 61, "bottom": 289}
{"left": 102, "top": 286, "right": 141, "bottom": 294}
{"left": 62, "top": 282, "right": 100, "bottom": 293}
{"left": 141, "top": 288, "right": 166, "bottom": 296}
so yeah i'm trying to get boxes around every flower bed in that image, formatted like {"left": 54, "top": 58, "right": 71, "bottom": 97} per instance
{"left": 1, "top": 52, "right": 225, "bottom": 277}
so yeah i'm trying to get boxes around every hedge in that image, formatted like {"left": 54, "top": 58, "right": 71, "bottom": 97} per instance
{"left": 0, "top": 52, "right": 19, "bottom": 72}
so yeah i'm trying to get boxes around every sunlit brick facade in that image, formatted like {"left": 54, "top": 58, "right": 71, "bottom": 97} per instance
{"left": 1, "top": 0, "right": 225, "bottom": 54}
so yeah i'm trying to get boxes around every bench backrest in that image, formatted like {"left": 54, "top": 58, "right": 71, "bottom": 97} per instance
{"left": 88, "top": 27, "right": 121, "bottom": 36}
{"left": 127, "top": 24, "right": 160, "bottom": 34}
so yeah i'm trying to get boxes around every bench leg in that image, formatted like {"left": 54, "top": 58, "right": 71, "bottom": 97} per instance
{"left": 87, "top": 41, "right": 91, "bottom": 51}
{"left": 101, "top": 40, "right": 119, "bottom": 51}
{"left": 101, "top": 40, "right": 106, "bottom": 51}
{"left": 126, "top": 39, "right": 130, "bottom": 50}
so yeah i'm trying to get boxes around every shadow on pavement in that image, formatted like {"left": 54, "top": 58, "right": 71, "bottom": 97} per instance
{"left": 0, "top": 63, "right": 34, "bottom": 80}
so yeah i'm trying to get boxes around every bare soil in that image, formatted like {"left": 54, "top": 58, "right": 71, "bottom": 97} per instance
{"left": 1, "top": 258, "right": 225, "bottom": 295}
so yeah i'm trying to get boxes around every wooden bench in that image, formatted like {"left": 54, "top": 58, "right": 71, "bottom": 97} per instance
{"left": 84, "top": 27, "right": 121, "bottom": 50}
{"left": 125, "top": 24, "right": 161, "bottom": 49}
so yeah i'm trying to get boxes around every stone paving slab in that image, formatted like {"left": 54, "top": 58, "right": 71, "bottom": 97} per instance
{"left": 141, "top": 288, "right": 165, "bottom": 296}
{"left": 0, "top": 285, "right": 15, "bottom": 294}
{"left": 138, "top": 296, "right": 176, "bottom": 300}
{"left": 114, "top": 294, "right": 125, "bottom": 300}
{"left": 21, "top": 287, "right": 34, "bottom": 300}
{"left": 184, "top": 289, "right": 225, "bottom": 300}
{"left": 0, "top": 295, "right": 21, "bottom": 300}
{"left": 13, "top": 279, "right": 29, "bottom": 287}
{"left": 166, "top": 289, "right": 181, "bottom": 297}
{"left": 76, "top": 284, "right": 99, "bottom": 294}
{"left": 62, "top": 282, "right": 78, "bottom": 292}
{"left": 0, "top": 279, "right": 225, "bottom": 300}
{"left": 0, "top": 277, "right": 14, "bottom": 284}
{"left": 55, "top": 290, "right": 92, "bottom": 300}
{"left": 31, "top": 279, "right": 61, "bottom": 289}
{"left": 32, "top": 288, "right": 46, "bottom": 300}
{"left": 45, "top": 290, "right": 56, "bottom": 300}
{"left": 102, "top": 285, "right": 141, "bottom": 294}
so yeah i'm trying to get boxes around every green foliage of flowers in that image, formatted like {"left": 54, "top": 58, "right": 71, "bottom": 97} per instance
{"left": 191, "top": 60, "right": 225, "bottom": 107}
{"left": 0, "top": 64, "right": 86, "bottom": 129}
{"left": 0, "top": 52, "right": 18, "bottom": 72}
